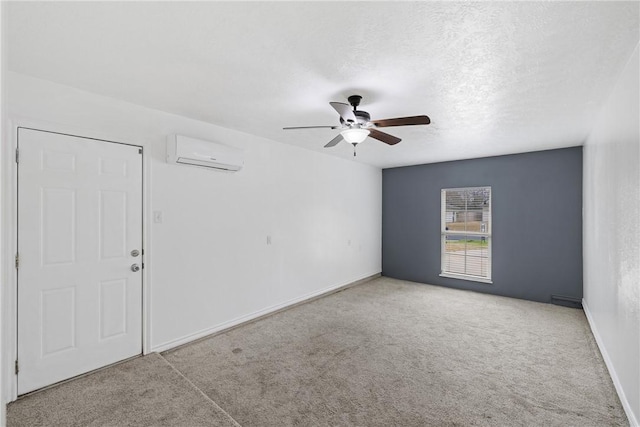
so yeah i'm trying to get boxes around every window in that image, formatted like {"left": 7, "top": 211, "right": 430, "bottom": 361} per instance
{"left": 441, "top": 187, "right": 491, "bottom": 283}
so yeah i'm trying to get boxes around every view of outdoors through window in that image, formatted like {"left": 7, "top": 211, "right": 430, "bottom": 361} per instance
{"left": 441, "top": 187, "right": 491, "bottom": 281}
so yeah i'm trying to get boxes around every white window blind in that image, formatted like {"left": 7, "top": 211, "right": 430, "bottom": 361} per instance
{"left": 441, "top": 187, "right": 492, "bottom": 283}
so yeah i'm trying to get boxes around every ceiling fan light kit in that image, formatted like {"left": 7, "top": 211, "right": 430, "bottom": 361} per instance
{"left": 283, "top": 95, "right": 430, "bottom": 155}
{"left": 340, "top": 128, "right": 370, "bottom": 144}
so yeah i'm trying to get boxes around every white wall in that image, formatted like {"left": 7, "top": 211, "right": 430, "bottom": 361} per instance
{"left": 0, "top": 2, "right": 6, "bottom": 425}
{"left": 4, "top": 72, "right": 381, "bottom": 357}
{"left": 583, "top": 43, "right": 640, "bottom": 426}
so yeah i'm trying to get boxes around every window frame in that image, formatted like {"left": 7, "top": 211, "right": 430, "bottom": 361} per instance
{"left": 440, "top": 186, "right": 492, "bottom": 284}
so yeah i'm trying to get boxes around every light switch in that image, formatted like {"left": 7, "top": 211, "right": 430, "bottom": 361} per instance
{"left": 267, "top": 235, "right": 272, "bottom": 245}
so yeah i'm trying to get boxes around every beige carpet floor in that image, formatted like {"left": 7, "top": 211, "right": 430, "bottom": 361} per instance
{"left": 8, "top": 277, "right": 627, "bottom": 426}
{"left": 7, "top": 353, "right": 239, "bottom": 427}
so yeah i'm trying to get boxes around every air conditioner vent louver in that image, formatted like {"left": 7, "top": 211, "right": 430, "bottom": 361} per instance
{"left": 167, "top": 135, "right": 243, "bottom": 171}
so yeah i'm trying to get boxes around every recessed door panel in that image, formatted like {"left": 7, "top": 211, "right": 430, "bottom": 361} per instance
{"left": 42, "top": 150, "right": 76, "bottom": 172}
{"left": 99, "top": 157, "right": 127, "bottom": 177}
{"left": 100, "top": 279, "right": 127, "bottom": 340}
{"left": 41, "top": 287, "right": 76, "bottom": 356}
{"left": 100, "top": 190, "right": 127, "bottom": 259}
{"left": 41, "top": 188, "right": 76, "bottom": 266}
{"left": 18, "top": 128, "right": 143, "bottom": 394}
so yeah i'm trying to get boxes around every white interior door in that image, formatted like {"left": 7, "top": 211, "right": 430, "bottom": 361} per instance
{"left": 17, "top": 128, "right": 143, "bottom": 394}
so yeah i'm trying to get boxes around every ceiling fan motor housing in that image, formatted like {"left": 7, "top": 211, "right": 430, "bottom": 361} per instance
{"left": 339, "top": 110, "right": 371, "bottom": 126}
{"left": 355, "top": 110, "right": 370, "bottom": 124}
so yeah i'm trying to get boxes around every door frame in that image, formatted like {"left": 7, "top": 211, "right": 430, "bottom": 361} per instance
{"left": 2, "top": 119, "right": 153, "bottom": 402}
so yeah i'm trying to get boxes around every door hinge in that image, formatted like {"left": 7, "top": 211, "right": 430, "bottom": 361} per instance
{"left": 142, "top": 262, "right": 145, "bottom": 269}
{"left": 15, "top": 148, "right": 19, "bottom": 163}
{"left": 138, "top": 148, "right": 142, "bottom": 154}
{"left": 15, "top": 360, "right": 19, "bottom": 375}
{"left": 15, "top": 253, "right": 19, "bottom": 269}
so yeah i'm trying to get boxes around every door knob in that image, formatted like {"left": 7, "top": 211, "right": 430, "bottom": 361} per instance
{"left": 131, "top": 264, "right": 140, "bottom": 272}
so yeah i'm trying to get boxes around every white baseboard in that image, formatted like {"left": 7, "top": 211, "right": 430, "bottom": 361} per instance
{"left": 152, "top": 272, "right": 381, "bottom": 353}
{"left": 582, "top": 298, "right": 638, "bottom": 427}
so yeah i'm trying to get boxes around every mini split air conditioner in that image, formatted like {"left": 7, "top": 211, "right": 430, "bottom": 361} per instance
{"left": 167, "top": 135, "right": 244, "bottom": 171}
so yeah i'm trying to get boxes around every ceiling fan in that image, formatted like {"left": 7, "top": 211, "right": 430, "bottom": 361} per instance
{"left": 283, "top": 95, "right": 430, "bottom": 156}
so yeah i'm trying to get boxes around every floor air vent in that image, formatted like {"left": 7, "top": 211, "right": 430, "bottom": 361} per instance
{"left": 551, "top": 294, "right": 582, "bottom": 308}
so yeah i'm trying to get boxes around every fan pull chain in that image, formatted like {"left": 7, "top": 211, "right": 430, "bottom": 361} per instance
{"left": 352, "top": 143, "right": 357, "bottom": 157}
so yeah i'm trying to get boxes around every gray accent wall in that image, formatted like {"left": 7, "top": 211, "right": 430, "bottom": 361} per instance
{"left": 382, "top": 147, "right": 583, "bottom": 304}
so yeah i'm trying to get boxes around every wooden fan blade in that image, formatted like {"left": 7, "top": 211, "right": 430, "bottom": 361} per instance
{"left": 330, "top": 102, "right": 357, "bottom": 123}
{"left": 369, "top": 128, "right": 401, "bottom": 145}
{"left": 372, "top": 115, "right": 430, "bottom": 127}
{"left": 324, "top": 134, "right": 343, "bottom": 148}
{"left": 283, "top": 125, "right": 339, "bottom": 130}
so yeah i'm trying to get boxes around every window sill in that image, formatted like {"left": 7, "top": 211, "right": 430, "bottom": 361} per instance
{"left": 439, "top": 272, "right": 493, "bottom": 284}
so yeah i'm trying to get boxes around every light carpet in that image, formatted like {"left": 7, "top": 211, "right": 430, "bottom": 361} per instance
{"left": 163, "top": 277, "right": 627, "bottom": 426}
{"left": 8, "top": 277, "right": 627, "bottom": 426}
{"left": 7, "top": 353, "right": 239, "bottom": 427}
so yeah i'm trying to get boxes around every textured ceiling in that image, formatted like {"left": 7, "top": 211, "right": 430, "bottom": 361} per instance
{"left": 6, "top": 2, "right": 639, "bottom": 168}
